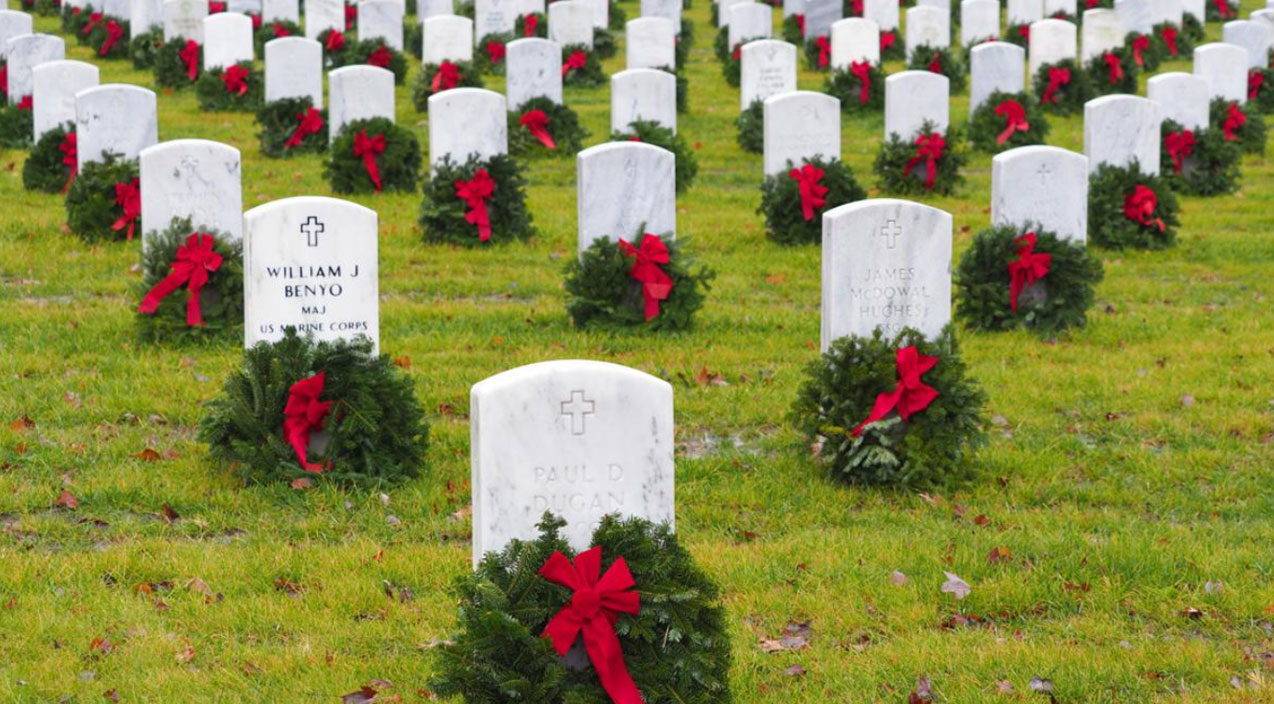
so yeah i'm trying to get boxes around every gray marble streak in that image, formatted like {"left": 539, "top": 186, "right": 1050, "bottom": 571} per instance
{"left": 960, "top": 0, "right": 999, "bottom": 47}
{"left": 358, "top": 0, "right": 404, "bottom": 50}
{"left": 202, "top": 12, "right": 254, "bottom": 70}
{"left": 130, "top": 0, "right": 163, "bottom": 38}
{"left": 548, "top": 0, "right": 593, "bottom": 47}
{"left": 802, "top": 0, "right": 841, "bottom": 39}
{"left": 626, "top": 17, "right": 676, "bottom": 69}
{"left": 610, "top": 67, "right": 677, "bottom": 132}
{"left": 328, "top": 66, "right": 395, "bottom": 141}
{"left": 0, "top": 12, "right": 33, "bottom": 60}
{"left": 1222, "top": 20, "right": 1272, "bottom": 69}
{"left": 5, "top": 33, "right": 64, "bottom": 104}
{"left": 905, "top": 5, "right": 949, "bottom": 58}
{"left": 303, "top": 0, "right": 344, "bottom": 39}
{"left": 1081, "top": 9, "right": 1124, "bottom": 62}
{"left": 728, "top": 2, "right": 771, "bottom": 48}
{"left": 1028, "top": 18, "right": 1076, "bottom": 76}
{"left": 862, "top": 0, "right": 897, "bottom": 30}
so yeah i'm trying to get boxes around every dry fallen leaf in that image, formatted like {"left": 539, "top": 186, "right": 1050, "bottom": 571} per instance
{"left": 133, "top": 448, "right": 162, "bottom": 462}
{"left": 341, "top": 686, "right": 379, "bottom": 704}
{"left": 177, "top": 643, "right": 196, "bottom": 663}
{"left": 758, "top": 621, "right": 812, "bottom": 652}
{"left": 890, "top": 571, "right": 909, "bottom": 586}
{"left": 941, "top": 572, "right": 971, "bottom": 600}
{"left": 54, "top": 490, "right": 79, "bottom": 510}
{"left": 987, "top": 546, "right": 1012, "bottom": 565}
{"left": 909, "top": 676, "right": 934, "bottom": 703}
{"left": 784, "top": 664, "right": 806, "bottom": 677}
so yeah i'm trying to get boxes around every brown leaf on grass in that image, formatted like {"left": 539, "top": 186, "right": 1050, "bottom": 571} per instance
{"left": 919, "top": 492, "right": 944, "bottom": 508}
{"left": 890, "top": 571, "right": 909, "bottom": 586}
{"left": 133, "top": 448, "right": 161, "bottom": 462}
{"left": 996, "top": 680, "right": 1014, "bottom": 694}
{"left": 974, "top": 514, "right": 991, "bottom": 526}
{"left": 758, "top": 621, "right": 812, "bottom": 652}
{"left": 1181, "top": 394, "right": 1196, "bottom": 407}
{"left": 187, "top": 578, "right": 213, "bottom": 598}
{"left": 1181, "top": 606, "right": 1204, "bottom": 619}
{"left": 103, "top": 688, "right": 120, "bottom": 701}
{"left": 908, "top": 676, "right": 934, "bottom": 703}
{"left": 694, "top": 367, "right": 729, "bottom": 387}
{"left": 765, "top": 272, "right": 786, "bottom": 285}
{"left": 393, "top": 356, "right": 412, "bottom": 368}
{"left": 64, "top": 392, "right": 82, "bottom": 408}
{"left": 274, "top": 577, "right": 306, "bottom": 597}
{"left": 450, "top": 505, "right": 472, "bottom": 521}
{"left": 941, "top": 572, "right": 971, "bottom": 600}
{"left": 89, "top": 635, "right": 114, "bottom": 656}
{"left": 290, "top": 477, "right": 313, "bottom": 490}
{"left": 987, "top": 546, "right": 1012, "bottom": 564}
{"left": 54, "top": 490, "right": 79, "bottom": 510}
{"left": 951, "top": 503, "right": 968, "bottom": 518}
{"left": 176, "top": 643, "right": 196, "bottom": 663}
{"left": 341, "top": 686, "right": 379, "bottom": 704}
{"left": 10, "top": 415, "right": 34, "bottom": 431}
{"left": 161, "top": 503, "right": 180, "bottom": 523}
{"left": 784, "top": 664, "right": 806, "bottom": 677}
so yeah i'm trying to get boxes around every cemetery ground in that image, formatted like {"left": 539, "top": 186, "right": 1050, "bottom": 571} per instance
{"left": 3, "top": 4, "right": 1274, "bottom": 703}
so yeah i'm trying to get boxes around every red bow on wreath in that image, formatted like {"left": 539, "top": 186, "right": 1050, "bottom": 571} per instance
{"left": 273, "top": 22, "right": 292, "bottom": 37}
{"left": 0, "top": 65, "right": 7, "bottom": 96}
{"left": 250, "top": 12, "right": 262, "bottom": 29}
{"left": 367, "top": 45, "right": 393, "bottom": 68}
{"left": 850, "top": 346, "right": 940, "bottom": 437}
{"left": 850, "top": 61, "right": 871, "bottom": 104}
{"left": 432, "top": 61, "right": 460, "bottom": 91}
{"left": 283, "top": 372, "right": 333, "bottom": 473}
{"left": 1223, "top": 103, "right": 1246, "bottom": 141}
{"left": 455, "top": 168, "right": 495, "bottom": 242}
{"left": 815, "top": 36, "right": 831, "bottom": 68}
{"left": 880, "top": 30, "right": 896, "bottom": 53}
{"left": 520, "top": 109, "right": 556, "bottom": 149}
{"left": 903, "top": 132, "right": 945, "bottom": 190}
{"left": 620, "top": 233, "right": 673, "bottom": 321}
{"left": 59, "top": 131, "right": 77, "bottom": 193}
{"left": 539, "top": 547, "right": 642, "bottom": 704}
{"left": 1007, "top": 232, "right": 1051, "bottom": 313}
{"left": 1159, "top": 25, "right": 1179, "bottom": 57}
{"left": 486, "top": 40, "right": 506, "bottom": 64}
{"left": 16, "top": 94, "right": 31, "bottom": 111}
{"left": 730, "top": 43, "right": 741, "bottom": 61}
{"left": 1101, "top": 52, "right": 1123, "bottom": 84}
{"left": 179, "top": 40, "right": 200, "bottom": 81}
{"left": 325, "top": 29, "right": 346, "bottom": 53}
{"left": 209, "top": 1, "right": 225, "bottom": 12}
{"left": 82, "top": 11, "right": 101, "bottom": 36}
{"left": 1131, "top": 35, "right": 1150, "bottom": 67}
{"left": 788, "top": 163, "right": 828, "bottom": 221}
{"left": 994, "top": 99, "right": 1028, "bottom": 144}
{"left": 522, "top": 13, "right": 539, "bottom": 36}
{"left": 1085, "top": 0, "right": 1100, "bottom": 7}
{"left": 1042, "top": 67, "right": 1069, "bottom": 105}
{"left": 345, "top": 2, "right": 357, "bottom": 28}
{"left": 1018, "top": 24, "right": 1030, "bottom": 42}
{"left": 927, "top": 52, "right": 942, "bottom": 74}
{"left": 221, "top": 64, "right": 250, "bottom": 95}
{"left": 849, "top": 0, "right": 862, "bottom": 14}
{"left": 563, "top": 50, "right": 588, "bottom": 77}
{"left": 100, "top": 19, "right": 123, "bottom": 56}
{"left": 1214, "top": 0, "right": 1235, "bottom": 19}
{"left": 1165, "top": 130, "right": 1196, "bottom": 173}
{"left": 795, "top": 14, "right": 804, "bottom": 37}
{"left": 285, "top": 107, "right": 324, "bottom": 148}
{"left": 137, "top": 233, "right": 223, "bottom": 327}
{"left": 352, "top": 130, "right": 386, "bottom": 192}
{"left": 111, "top": 178, "right": 141, "bottom": 241}
{"left": 1123, "top": 185, "right": 1165, "bottom": 231}
{"left": 1248, "top": 70, "right": 1264, "bottom": 101}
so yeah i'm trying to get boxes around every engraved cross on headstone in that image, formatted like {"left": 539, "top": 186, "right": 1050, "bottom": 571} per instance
{"left": 880, "top": 219, "right": 902, "bottom": 249}
{"left": 560, "top": 390, "right": 595, "bottom": 435}
{"left": 1036, "top": 163, "right": 1054, "bottom": 183}
{"left": 300, "top": 216, "right": 325, "bottom": 247}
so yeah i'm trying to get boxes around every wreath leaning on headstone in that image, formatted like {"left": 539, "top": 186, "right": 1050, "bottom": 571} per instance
{"left": 64, "top": 153, "right": 141, "bottom": 244}
{"left": 86, "top": 16, "right": 130, "bottom": 59}
{"left": 1083, "top": 47, "right": 1138, "bottom": 98}
{"left": 1247, "top": 66, "right": 1274, "bottom": 114}
{"left": 429, "top": 513, "right": 733, "bottom": 704}
{"left": 1205, "top": 0, "right": 1238, "bottom": 23}
{"left": 129, "top": 27, "right": 163, "bottom": 68}
{"left": 514, "top": 12, "right": 546, "bottom": 39}
{"left": 954, "top": 225, "right": 1104, "bottom": 337}
{"left": 791, "top": 326, "right": 987, "bottom": 489}
{"left": 880, "top": 29, "right": 903, "bottom": 61}
{"left": 823, "top": 60, "right": 885, "bottom": 114}
{"left": 735, "top": 99, "right": 764, "bottom": 153}
{"left": 610, "top": 120, "right": 698, "bottom": 194}
{"left": 1181, "top": 12, "right": 1205, "bottom": 44}
{"left": 1033, "top": 58, "right": 1091, "bottom": 116}
{"left": 780, "top": 14, "right": 802, "bottom": 45}
{"left": 195, "top": 61, "right": 265, "bottom": 112}
{"left": 412, "top": 61, "right": 485, "bottom": 111}
{"left": 563, "top": 229, "right": 714, "bottom": 331}
{"left": 199, "top": 329, "right": 429, "bottom": 488}
{"left": 873, "top": 120, "right": 967, "bottom": 197}
{"left": 1153, "top": 21, "right": 1193, "bottom": 60}
{"left": 256, "top": 96, "right": 330, "bottom": 158}
{"left": 758, "top": 156, "right": 867, "bottom": 246}
{"left": 1121, "top": 32, "right": 1162, "bottom": 73}
{"left": 803, "top": 35, "right": 832, "bottom": 72}
{"left": 154, "top": 36, "right": 203, "bottom": 88}
{"left": 135, "top": 218, "right": 244, "bottom": 343}
{"left": 906, "top": 44, "right": 967, "bottom": 93}
{"left": 325, "top": 116, "right": 422, "bottom": 194}
{"left": 1003, "top": 22, "right": 1030, "bottom": 50}
{"left": 561, "top": 45, "right": 606, "bottom": 87}
{"left": 62, "top": 3, "right": 89, "bottom": 34}
{"left": 23, "top": 123, "right": 77, "bottom": 193}
{"left": 344, "top": 39, "right": 409, "bottom": 83}
{"left": 507, "top": 97, "right": 588, "bottom": 158}
{"left": 592, "top": 26, "right": 617, "bottom": 59}
{"left": 1087, "top": 161, "right": 1179, "bottom": 250}
{"left": 1211, "top": 98, "right": 1265, "bottom": 156}
{"left": 0, "top": 99, "right": 32, "bottom": 149}
{"left": 474, "top": 32, "right": 512, "bottom": 75}
{"left": 967, "top": 91, "right": 1050, "bottom": 153}
{"left": 418, "top": 153, "right": 536, "bottom": 246}
{"left": 1159, "top": 119, "right": 1240, "bottom": 197}
{"left": 255, "top": 20, "right": 302, "bottom": 54}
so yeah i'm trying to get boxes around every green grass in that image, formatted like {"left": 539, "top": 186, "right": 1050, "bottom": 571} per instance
{"left": 3, "top": 3, "right": 1274, "bottom": 702}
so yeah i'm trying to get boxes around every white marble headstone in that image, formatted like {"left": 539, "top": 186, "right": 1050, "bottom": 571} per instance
{"left": 905, "top": 5, "right": 948, "bottom": 58}
{"left": 265, "top": 37, "right": 323, "bottom": 106}
{"left": 584, "top": 0, "right": 607, "bottom": 29}
{"left": 1146, "top": 72, "right": 1209, "bottom": 131}
{"left": 423, "top": 15, "right": 474, "bottom": 63}
{"left": 1194, "top": 42, "right": 1248, "bottom": 103}
{"left": 802, "top": 0, "right": 841, "bottom": 39}
{"left": 577, "top": 141, "right": 675, "bottom": 252}
{"left": 960, "top": 0, "right": 999, "bottom": 46}
{"left": 243, "top": 197, "right": 379, "bottom": 352}
{"left": 741, "top": 39, "right": 795, "bottom": 110}
{"left": 0, "top": 11, "right": 33, "bottom": 59}
{"left": 328, "top": 66, "right": 395, "bottom": 141}
{"left": 1007, "top": 0, "right": 1042, "bottom": 25}
{"left": 885, "top": 70, "right": 949, "bottom": 140}
{"left": 358, "top": 0, "right": 403, "bottom": 50}
{"left": 139, "top": 139, "right": 243, "bottom": 244}
{"left": 475, "top": 0, "right": 516, "bottom": 38}
{"left": 991, "top": 145, "right": 1088, "bottom": 243}
{"left": 549, "top": 0, "right": 593, "bottom": 47}
{"left": 202, "top": 12, "right": 253, "bottom": 69}
{"left": 130, "top": 0, "right": 163, "bottom": 38}
{"left": 227, "top": 0, "right": 261, "bottom": 14}
{"left": 162, "top": 0, "right": 206, "bottom": 41}
{"left": 1084, "top": 94, "right": 1161, "bottom": 173}
{"left": 781, "top": 0, "right": 803, "bottom": 19}
{"left": 1182, "top": 0, "right": 1205, "bottom": 20}
{"left": 1149, "top": 0, "right": 1182, "bottom": 27}
{"left": 969, "top": 42, "right": 1025, "bottom": 115}
{"left": 821, "top": 199, "right": 952, "bottom": 348}
{"left": 506, "top": 37, "right": 562, "bottom": 107}
{"left": 728, "top": 2, "right": 771, "bottom": 48}
{"left": 1029, "top": 18, "right": 1076, "bottom": 76}
{"left": 31, "top": 60, "right": 98, "bottom": 141}
{"left": 863, "top": 0, "right": 898, "bottom": 30}
{"left": 610, "top": 68, "right": 676, "bottom": 133}
{"left": 262, "top": 0, "right": 299, "bottom": 23}
{"left": 1081, "top": 9, "right": 1125, "bottom": 62}
{"left": 428, "top": 87, "right": 507, "bottom": 169}
{"left": 1223, "top": 20, "right": 1273, "bottom": 69}
{"left": 762, "top": 90, "right": 840, "bottom": 175}
{"left": 626, "top": 17, "right": 676, "bottom": 68}
{"left": 418, "top": 0, "right": 453, "bottom": 18}
{"left": 515, "top": 0, "right": 546, "bottom": 18}
{"left": 5, "top": 34, "right": 64, "bottom": 104}
{"left": 641, "top": 0, "right": 681, "bottom": 24}
{"left": 469, "top": 361, "right": 675, "bottom": 564}
{"left": 1255, "top": 9, "right": 1274, "bottom": 30}
{"left": 1113, "top": 0, "right": 1151, "bottom": 34}
{"left": 1042, "top": 0, "right": 1074, "bottom": 18}
{"left": 75, "top": 84, "right": 158, "bottom": 168}
{"left": 831, "top": 17, "right": 879, "bottom": 69}
{"left": 304, "top": 0, "right": 345, "bottom": 39}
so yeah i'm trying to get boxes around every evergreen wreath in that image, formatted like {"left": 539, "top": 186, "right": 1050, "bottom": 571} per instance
{"left": 507, "top": 97, "right": 588, "bottom": 158}
{"left": 429, "top": 513, "right": 732, "bottom": 704}
{"left": 563, "top": 231, "right": 714, "bottom": 331}
{"left": 880, "top": 29, "right": 904, "bottom": 61}
{"left": 1182, "top": 12, "right": 1204, "bottom": 45}
{"left": 62, "top": 4, "right": 90, "bottom": 34}
{"left": 87, "top": 16, "right": 131, "bottom": 59}
{"left": 405, "top": 22, "right": 423, "bottom": 59}
{"left": 344, "top": 39, "right": 408, "bottom": 83}
{"left": 32, "top": 0, "right": 59, "bottom": 15}
{"left": 154, "top": 36, "right": 202, "bottom": 88}
{"left": 607, "top": 0, "right": 625, "bottom": 30}
{"left": 22, "top": 123, "right": 76, "bottom": 193}
{"left": 954, "top": 225, "right": 1103, "bottom": 337}
{"left": 593, "top": 27, "right": 616, "bottom": 59}
{"left": 791, "top": 326, "right": 986, "bottom": 489}
{"left": 561, "top": 45, "right": 605, "bottom": 86}
{"left": 1153, "top": 21, "right": 1193, "bottom": 61}
{"left": 1004, "top": 23, "right": 1030, "bottom": 50}
{"left": 1248, "top": 67, "right": 1274, "bottom": 114}
{"left": 198, "top": 329, "right": 429, "bottom": 488}
{"left": 1205, "top": 0, "right": 1238, "bottom": 22}
{"left": 967, "top": 91, "right": 1049, "bottom": 153}
{"left": 803, "top": 35, "right": 832, "bottom": 72}
{"left": 669, "top": 66, "right": 688, "bottom": 113}
{"left": 674, "top": 33, "right": 689, "bottom": 69}
{"left": 679, "top": 18, "right": 695, "bottom": 50}
{"left": 1088, "top": 161, "right": 1179, "bottom": 250}
{"left": 0, "top": 102, "right": 32, "bottom": 149}
{"left": 736, "top": 99, "right": 763, "bottom": 153}
{"left": 455, "top": 0, "right": 474, "bottom": 18}
{"left": 412, "top": 61, "right": 485, "bottom": 111}
{"left": 325, "top": 117, "right": 421, "bottom": 194}
{"left": 758, "top": 156, "right": 867, "bottom": 246}
{"left": 195, "top": 62, "right": 264, "bottom": 111}
{"left": 419, "top": 153, "right": 536, "bottom": 246}
{"left": 873, "top": 121, "right": 966, "bottom": 196}
{"left": 255, "top": 20, "right": 302, "bottom": 54}
{"left": 474, "top": 32, "right": 512, "bottom": 75}
{"left": 135, "top": 218, "right": 244, "bottom": 343}
{"left": 1121, "top": 31, "right": 1162, "bottom": 73}
{"left": 822, "top": 61, "right": 885, "bottom": 114}
{"left": 1082, "top": 48, "right": 1137, "bottom": 97}
{"left": 906, "top": 44, "right": 966, "bottom": 93}
{"left": 722, "top": 43, "right": 742, "bottom": 87}
{"left": 713, "top": 25, "right": 729, "bottom": 62}
{"left": 1033, "top": 58, "right": 1090, "bottom": 116}
{"left": 1158, "top": 120, "right": 1240, "bottom": 197}
{"left": 256, "top": 97, "right": 330, "bottom": 158}
{"left": 1047, "top": 10, "right": 1075, "bottom": 23}
{"left": 514, "top": 12, "right": 547, "bottom": 38}
{"left": 611, "top": 120, "right": 698, "bottom": 193}
{"left": 318, "top": 29, "right": 351, "bottom": 67}
{"left": 781, "top": 13, "right": 801, "bottom": 45}
{"left": 71, "top": 7, "right": 98, "bottom": 44}
{"left": 64, "top": 154, "right": 140, "bottom": 244}
{"left": 129, "top": 28, "right": 162, "bottom": 69}
{"left": 1211, "top": 98, "right": 1265, "bottom": 156}
{"left": 1085, "top": 0, "right": 1114, "bottom": 7}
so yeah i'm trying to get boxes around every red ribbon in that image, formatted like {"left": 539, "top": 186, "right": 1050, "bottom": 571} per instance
{"left": 850, "top": 61, "right": 871, "bottom": 104}
{"left": 486, "top": 40, "right": 505, "bottom": 64}
{"left": 850, "top": 346, "right": 940, "bottom": 437}
{"left": 0, "top": 65, "right": 7, "bottom": 96}
{"left": 325, "top": 29, "right": 346, "bottom": 53}
{"left": 345, "top": 2, "right": 357, "bottom": 28}
{"left": 619, "top": 233, "right": 673, "bottom": 321}
{"left": 272, "top": 22, "right": 292, "bottom": 37}
{"left": 367, "top": 45, "right": 393, "bottom": 68}
{"left": 111, "top": 178, "right": 141, "bottom": 241}
{"left": 455, "top": 168, "right": 495, "bottom": 242}
{"left": 283, "top": 372, "right": 333, "bottom": 473}
{"left": 520, "top": 109, "right": 556, "bottom": 149}
{"left": 563, "top": 49, "right": 588, "bottom": 77}
{"left": 815, "top": 36, "right": 830, "bottom": 68}
{"left": 1223, "top": 103, "right": 1246, "bottom": 141}
{"left": 1041, "top": 67, "right": 1069, "bottom": 105}
{"left": 1131, "top": 35, "right": 1150, "bottom": 67}
{"left": 539, "top": 548, "right": 642, "bottom": 704}
{"left": 1007, "top": 233, "right": 1050, "bottom": 313}
{"left": 994, "top": 99, "right": 1028, "bottom": 144}
{"left": 285, "top": 107, "right": 324, "bottom": 148}
{"left": 209, "top": 1, "right": 225, "bottom": 12}
{"left": 82, "top": 11, "right": 101, "bottom": 35}
{"left": 795, "top": 13, "right": 804, "bottom": 37}
{"left": 250, "top": 12, "right": 262, "bottom": 29}
{"left": 903, "top": 132, "right": 945, "bottom": 190}
{"left": 730, "top": 43, "right": 741, "bottom": 61}
{"left": 1159, "top": 25, "right": 1178, "bottom": 57}
{"left": 59, "top": 131, "right": 77, "bottom": 193}
{"left": 179, "top": 40, "right": 200, "bottom": 81}
{"left": 352, "top": 130, "right": 385, "bottom": 192}
{"left": 100, "top": 19, "right": 123, "bottom": 55}
{"left": 927, "top": 51, "right": 942, "bottom": 74}
{"left": 1102, "top": 52, "right": 1123, "bottom": 84}
{"left": 17, "top": 94, "right": 31, "bottom": 111}
{"left": 523, "top": 13, "right": 539, "bottom": 36}
{"left": 1018, "top": 24, "right": 1030, "bottom": 42}
{"left": 432, "top": 61, "right": 460, "bottom": 91}
{"left": 137, "top": 233, "right": 223, "bottom": 326}
{"left": 1214, "top": 0, "right": 1234, "bottom": 19}
{"left": 1165, "top": 130, "right": 1196, "bottom": 173}
{"left": 1249, "top": 70, "right": 1264, "bottom": 101}
{"left": 880, "top": 30, "right": 896, "bottom": 53}
{"left": 788, "top": 163, "right": 827, "bottom": 221}
{"left": 221, "top": 64, "right": 250, "bottom": 95}
{"left": 1123, "top": 185, "right": 1165, "bottom": 231}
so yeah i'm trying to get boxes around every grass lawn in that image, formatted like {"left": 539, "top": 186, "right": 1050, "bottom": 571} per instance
{"left": 3, "top": 1, "right": 1274, "bottom": 701}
